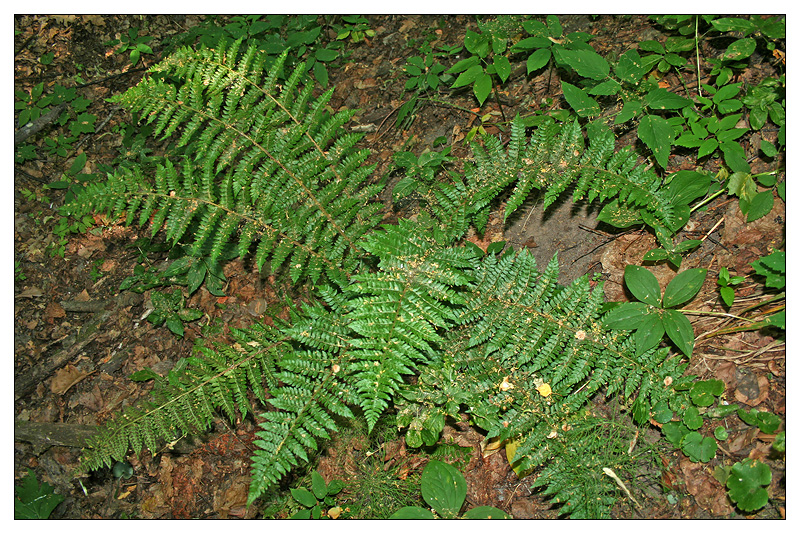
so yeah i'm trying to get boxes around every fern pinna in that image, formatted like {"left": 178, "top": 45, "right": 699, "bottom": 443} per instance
{"left": 64, "top": 41, "right": 383, "bottom": 287}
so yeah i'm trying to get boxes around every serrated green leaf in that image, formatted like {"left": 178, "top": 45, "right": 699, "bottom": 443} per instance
{"left": 473, "top": 72, "right": 493, "bottom": 106}
{"left": 561, "top": 81, "right": 600, "bottom": 117}
{"left": 644, "top": 88, "right": 692, "bottom": 110}
{"left": 746, "top": 190, "right": 773, "bottom": 222}
{"left": 637, "top": 115, "right": 674, "bottom": 168}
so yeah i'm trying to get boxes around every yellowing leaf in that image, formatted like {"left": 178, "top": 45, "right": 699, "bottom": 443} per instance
{"left": 537, "top": 383, "right": 552, "bottom": 397}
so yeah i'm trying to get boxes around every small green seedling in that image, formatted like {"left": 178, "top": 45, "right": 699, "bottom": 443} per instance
{"left": 289, "top": 470, "right": 346, "bottom": 519}
{"left": 390, "top": 460, "right": 510, "bottom": 519}
{"left": 105, "top": 27, "right": 155, "bottom": 66}
{"left": 146, "top": 289, "right": 203, "bottom": 337}
{"left": 14, "top": 469, "right": 65, "bottom": 519}
{"left": 717, "top": 267, "right": 745, "bottom": 307}
{"left": 603, "top": 265, "right": 707, "bottom": 357}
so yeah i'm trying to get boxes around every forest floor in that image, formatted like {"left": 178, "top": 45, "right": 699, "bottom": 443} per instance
{"left": 13, "top": 15, "right": 785, "bottom": 519}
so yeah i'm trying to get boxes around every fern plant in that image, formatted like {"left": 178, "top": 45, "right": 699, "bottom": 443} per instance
{"left": 64, "top": 42, "right": 384, "bottom": 287}
{"left": 68, "top": 39, "right": 694, "bottom": 516}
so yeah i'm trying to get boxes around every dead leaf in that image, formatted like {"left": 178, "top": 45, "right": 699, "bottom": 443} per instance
{"left": 679, "top": 458, "right": 735, "bottom": 516}
{"left": 50, "top": 364, "right": 91, "bottom": 395}
{"left": 75, "top": 289, "right": 91, "bottom": 302}
{"left": 44, "top": 301, "right": 65, "bottom": 323}
{"left": 17, "top": 287, "right": 44, "bottom": 298}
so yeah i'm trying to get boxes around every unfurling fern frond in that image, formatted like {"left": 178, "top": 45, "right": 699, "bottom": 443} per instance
{"left": 64, "top": 42, "right": 384, "bottom": 286}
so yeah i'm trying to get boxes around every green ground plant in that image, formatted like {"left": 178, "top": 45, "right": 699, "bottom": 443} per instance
{"left": 14, "top": 469, "right": 65, "bottom": 519}
{"left": 288, "top": 470, "right": 346, "bottom": 519}
{"left": 390, "top": 460, "right": 509, "bottom": 519}
{"left": 53, "top": 14, "right": 784, "bottom": 518}
{"left": 603, "top": 265, "right": 707, "bottom": 357}
{"left": 104, "top": 27, "right": 155, "bottom": 67}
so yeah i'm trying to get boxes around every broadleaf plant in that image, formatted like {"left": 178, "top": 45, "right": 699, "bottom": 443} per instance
{"left": 604, "top": 265, "right": 706, "bottom": 356}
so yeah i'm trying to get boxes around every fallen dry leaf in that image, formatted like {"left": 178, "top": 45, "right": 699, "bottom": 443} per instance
{"left": 679, "top": 458, "right": 735, "bottom": 517}
{"left": 50, "top": 364, "right": 91, "bottom": 395}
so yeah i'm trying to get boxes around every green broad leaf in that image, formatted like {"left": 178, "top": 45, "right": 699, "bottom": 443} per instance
{"left": 634, "top": 313, "right": 665, "bottom": 356}
{"left": 639, "top": 40, "right": 664, "bottom": 54}
{"left": 603, "top": 301, "right": 650, "bottom": 330}
{"left": 727, "top": 459, "right": 771, "bottom": 512}
{"left": 526, "top": 48, "right": 551, "bottom": 73}
{"left": 765, "top": 310, "right": 785, "bottom": 329}
{"left": 290, "top": 509, "right": 311, "bottom": 519}
{"left": 327, "top": 479, "right": 345, "bottom": 496}
{"left": 129, "top": 368, "right": 160, "bottom": 382}
{"left": 723, "top": 38, "right": 756, "bottom": 61}
{"left": 714, "top": 426, "right": 729, "bottom": 441}
{"left": 14, "top": 469, "right": 65, "bottom": 519}
{"left": 493, "top": 55, "right": 511, "bottom": 83}
{"left": 315, "top": 47, "right": 338, "bottom": 62}
{"left": 773, "top": 432, "right": 785, "bottom": 453}
{"left": 69, "top": 152, "right": 88, "bottom": 175}
{"left": 674, "top": 239, "right": 702, "bottom": 254}
{"left": 663, "top": 268, "right": 707, "bottom": 308}
{"left": 512, "top": 35, "right": 551, "bottom": 51}
{"left": 313, "top": 61, "right": 329, "bottom": 87}
{"left": 463, "top": 30, "right": 490, "bottom": 58}
{"left": 690, "top": 379, "right": 725, "bottom": 407}
{"left": 719, "top": 285, "right": 735, "bottom": 307}
{"left": 652, "top": 399, "right": 673, "bottom": 424}
{"left": 720, "top": 141, "right": 751, "bottom": 173}
{"left": 662, "top": 309, "right": 695, "bottom": 357}
{"left": 662, "top": 421, "right": 691, "bottom": 447}
{"left": 165, "top": 315, "right": 185, "bottom": 337}
{"left": 451, "top": 64, "right": 483, "bottom": 88}
{"left": 624, "top": 265, "right": 662, "bottom": 307}
{"left": 666, "top": 170, "right": 711, "bottom": 205}
{"left": 615, "top": 49, "right": 648, "bottom": 84}
{"left": 711, "top": 17, "right": 756, "bottom": 34}
{"left": 614, "top": 99, "right": 643, "bottom": 124}
{"left": 421, "top": 460, "right": 466, "bottom": 519}
{"left": 393, "top": 175, "right": 418, "bottom": 201}
{"left": 390, "top": 506, "right": 436, "bottom": 519}
{"left": 674, "top": 133, "right": 702, "bottom": 148}
{"left": 187, "top": 259, "right": 206, "bottom": 295}
{"left": 683, "top": 405, "right": 703, "bottom": 430}
{"left": 644, "top": 87, "right": 692, "bottom": 110}
{"left": 738, "top": 409, "right": 782, "bottom": 434}
{"left": 746, "top": 190, "right": 773, "bottom": 222}
{"left": 473, "top": 72, "right": 493, "bottom": 106}
{"left": 681, "top": 431, "right": 717, "bottom": 463}
{"left": 311, "top": 471, "right": 327, "bottom": 500}
{"left": 462, "top": 506, "right": 511, "bottom": 519}
{"left": 643, "top": 248, "right": 669, "bottom": 262}
{"left": 447, "top": 55, "right": 480, "bottom": 74}
{"left": 562, "top": 81, "right": 601, "bottom": 118}
{"left": 291, "top": 487, "right": 317, "bottom": 508}
{"left": 637, "top": 115, "right": 674, "bottom": 168}
{"left": 557, "top": 48, "right": 609, "bottom": 80}
{"left": 587, "top": 78, "right": 621, "bottom": 96}
{"left": 706, "top": 403, "right": 739, "bottom": 418}
{"left": 697, "top": 137, "right": 718, "bottom": 159}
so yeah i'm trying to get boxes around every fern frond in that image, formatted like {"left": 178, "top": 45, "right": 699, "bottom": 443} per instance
{"left": 344, "top": 219, "right": 480, "bottom": 430}
{"left": 67, "top": 41, "right": 384, "bottom": 286}
{"left": 79, "top": 323, "right": 286, "bottom": 472}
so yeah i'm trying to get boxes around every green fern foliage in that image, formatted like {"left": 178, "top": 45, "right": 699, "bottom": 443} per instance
{"left": 64, "top": 41, "right": 384, "bottom": 286}
{"left": 397, "top": 247, "right": 689, "bottom": 481}
{"left": 418, "top": 116, "right": 680, "bottom": 239}
{"left": 80, "top": 321, "right": 286, "bottom": 472}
